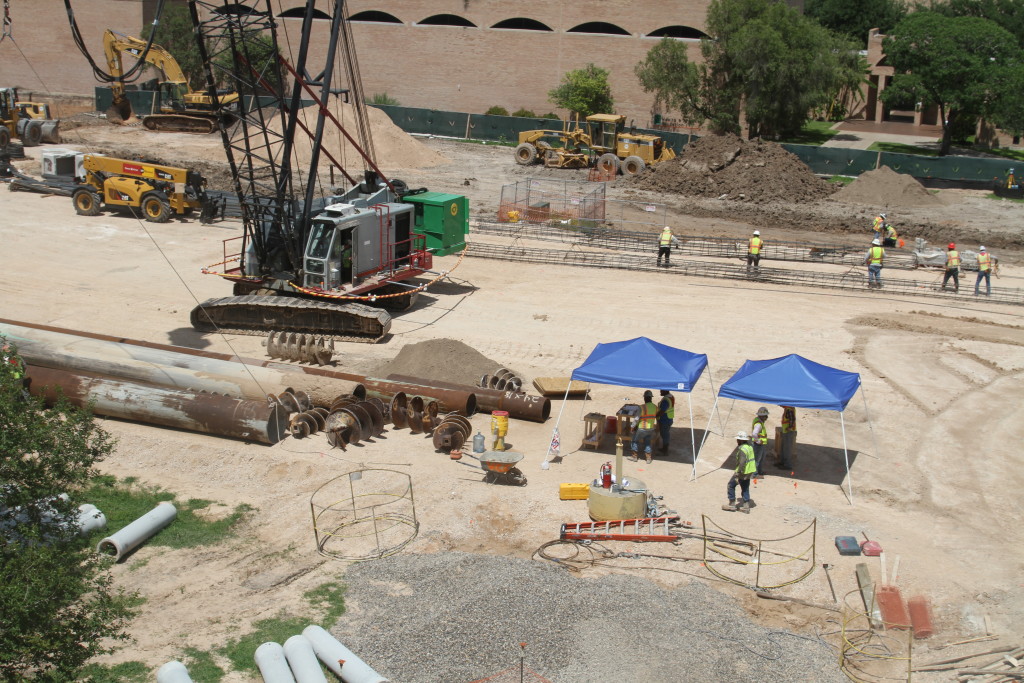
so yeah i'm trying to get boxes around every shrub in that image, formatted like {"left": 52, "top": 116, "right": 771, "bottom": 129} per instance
{"left": 485, "top": 106, "right": 509, "bottom": 116}
{"left": 370, "top": 93, "right": 399, "bottom": 106}
{"left": 511, "top": 108, "right": 536, "bottom": 118}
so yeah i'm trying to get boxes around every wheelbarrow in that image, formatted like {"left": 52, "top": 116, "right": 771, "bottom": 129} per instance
{"left": 476, "top": 450, "right": 527, "bottom": 487}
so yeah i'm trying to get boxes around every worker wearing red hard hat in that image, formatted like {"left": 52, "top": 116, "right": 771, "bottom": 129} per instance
{"left": 941, "top": 242, "right": 960, "bottom": 293}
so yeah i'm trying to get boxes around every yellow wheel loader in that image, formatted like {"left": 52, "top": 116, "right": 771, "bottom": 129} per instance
{"left": 513, "top": 114, "right": 675, "bottom": 176}
{"left": 72, "top": 154, "right": 214, "bottom": 223}
{"left": 0, "top": 87, "right": 60, "bottom": 151}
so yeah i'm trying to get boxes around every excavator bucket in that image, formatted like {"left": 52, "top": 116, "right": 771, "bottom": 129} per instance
{"left": 106, "top": 96, "right": 137, "bottom": 125}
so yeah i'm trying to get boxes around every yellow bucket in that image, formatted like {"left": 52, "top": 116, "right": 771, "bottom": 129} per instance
{"left": 491, "top": 410, "right": 509, "bottom": 437}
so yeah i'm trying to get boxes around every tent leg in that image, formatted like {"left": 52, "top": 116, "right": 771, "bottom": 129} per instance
{"left": 687, "top": 392, "right": 695, "bottom": 472}
{"left": 694, "top": 395, "right": 721, "bottom": 481}
{"left": 542, "top": 383, "right": 576, "bottom": 469}
{"left": 706, "top": 362, "right": 725, "bottom": 437}
{"left": 840, "top": 412, "right": 853, "bottom": 504}
{"left": 861, "top": 386, "right": 881, "bottom": 460}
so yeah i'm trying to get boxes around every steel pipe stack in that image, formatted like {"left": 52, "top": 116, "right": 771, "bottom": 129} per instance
{"left": 387, "top": 374, "right": 550, "bottom": 422}
{"left": 361, "top": 377, "right": 477, "bottom": 417}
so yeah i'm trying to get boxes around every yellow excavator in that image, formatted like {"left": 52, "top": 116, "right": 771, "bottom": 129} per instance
{"left": 104, "top": 29, "right": 239, "bottom": 134}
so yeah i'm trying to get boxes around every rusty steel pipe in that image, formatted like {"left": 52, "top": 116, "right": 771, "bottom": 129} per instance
{"left": 387, "top": 374, "right": 551, "bottom": 422}
{"left": 25, "top": 365, "right": 288, "bottom": 444}
{"left": 361, "top": 377, "right": 477, "bottom": 416}
{"left": 0, "top": 321, "right": 364, "bottom": 406}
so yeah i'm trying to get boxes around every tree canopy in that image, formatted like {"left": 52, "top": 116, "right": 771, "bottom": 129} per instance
{"left": 548, "top": 63, "right": 614, "bottom": 118}
{"left": 805, "top": 0, "right": 908, "bottom": 47}
{"left": 635, "top": 0, "right": 866, "bottom": 138}
{"left": 916, "top": 0, "right": 1024, "bottom": 47}
{"left": 0, "top": 342, "right": 136, "bottom": 680}
{"left": 142, "top": 1, "right": 204, "bottom": 89}
{"left": 883, "top": 11, "right": 1020, "bottom": 154}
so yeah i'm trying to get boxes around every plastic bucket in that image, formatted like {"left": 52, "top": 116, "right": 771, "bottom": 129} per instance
{"left": 491, "top": 410, "right": 509, "bottom": 436}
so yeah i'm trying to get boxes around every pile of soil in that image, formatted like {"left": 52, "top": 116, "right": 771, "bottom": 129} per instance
{"left": 371, "top": 338, "right": 517, "bottom": 387}
{"left": 832, "top": 165, "right": 945, "bottom": 208}
{"left": 628, "top": 134, "right": 838, "bottom": 203}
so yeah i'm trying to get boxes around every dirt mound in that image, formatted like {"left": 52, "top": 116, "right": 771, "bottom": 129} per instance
{"left": 371, "top": 338, "right": 516, "bottom": 386}
{"left": 627, "top": 134, "right": 838, "bottom": 203}
{"left": 263, "top": 101, "right": 447, "bottom": 172}
{"left": 832, "top": 165, "right": 945, "bottom": 208}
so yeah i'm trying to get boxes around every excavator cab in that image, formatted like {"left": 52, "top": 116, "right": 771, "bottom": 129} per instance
{"left": 304, "top": 215, "right": 358, "bottom": 291}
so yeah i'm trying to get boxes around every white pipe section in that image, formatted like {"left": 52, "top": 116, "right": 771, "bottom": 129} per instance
{"left": 96, "top": 502, "right": 176, "bottom": 562}
{"left": 302, "top": 625, "right": 389, "bottom": 683}
{"left": 156, "top": 660, "right": 194, "bottom": 683}
{"left": 254, "top": 642, "right": 296, "bottom": 683}
{"left": 76, "top": 503, "right": 107, "bottom": 536}
{"left": 283, "top": 635, "right": 328, "bottom": 683}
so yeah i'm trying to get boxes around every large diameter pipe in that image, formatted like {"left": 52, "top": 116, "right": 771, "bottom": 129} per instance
{"left": 26, "top": 365, "right": 288, "bottom": 444}
{"left": 156, "top": 661, "right": 194, "bottom": 683}
{"left": 254, "top": 642, "right": 297, "bottom": 683}
{"left": 283, "top": 635, "right": 328, "bottom": 683}
{"left": 77, "top": 504, "right": 107, "bottom": 536}
{"left": 0, "top": 322, "right": 364, "bottom": 407}
{"left": 361, "top": 377, "right": 476, "bottom": 416}
{"left": 387, "top": 375, "right": 551, "bottom": 422}
{"left": 97, "top": 501, "right": 177, "bottom": 562}
{"left": 302, "top": 625, "right": 388, "bottom": 683}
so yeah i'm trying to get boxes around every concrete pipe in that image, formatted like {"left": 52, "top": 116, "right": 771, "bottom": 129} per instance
{"left": 254, "top": 642, "right": 296, "bottom": 683}
{"left": 0, "top": 321, "right": 363, "bottom": 407}
{"left": 387, "top": 375, "right": 551, "bottom": 422}
{"left": 362, "top": 377, "right": 476, "bottom": 416}
{"left": 76, "top": 503, "right": 107, "bottom": 536}
{"left": 96, "top": 501, "right": 177, "bottom": 562}
{"left": 25, "top": 365, "right": 288, "bottom": 444}
{"left": 156, "top": 660, "right": 194, "bottom": 683}
{"left": 302, "top": 625, "right": 388, "bottom": 683}
{"left": 283, "top": 635, "right": 328, "bottom": 683}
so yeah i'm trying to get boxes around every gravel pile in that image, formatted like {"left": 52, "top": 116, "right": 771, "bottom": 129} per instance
{"left": 330, "top": 552, "right": 843, "bottom": 682}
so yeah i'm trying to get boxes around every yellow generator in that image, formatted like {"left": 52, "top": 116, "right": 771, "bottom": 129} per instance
{"left": 72, "top": 154, "right": 212, "bottom": 223}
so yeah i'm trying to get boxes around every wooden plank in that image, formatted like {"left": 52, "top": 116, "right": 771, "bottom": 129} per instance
{"left": 532, "top": 377, "right": 590, "bottom": 397}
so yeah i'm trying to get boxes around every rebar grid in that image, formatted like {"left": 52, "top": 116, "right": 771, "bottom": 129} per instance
{"left": 465, "top": 240, "right": 1024, "bottom": 306}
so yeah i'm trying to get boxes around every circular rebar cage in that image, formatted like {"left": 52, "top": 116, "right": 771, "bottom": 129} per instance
{"left": 839, "top": 590, "right": 914, "bottom": 682}
{"left": 701, "top": 515, "right": 817, "bottom": 589}
{"left": 310, "top": 468, "right": 418, "bottom": 562}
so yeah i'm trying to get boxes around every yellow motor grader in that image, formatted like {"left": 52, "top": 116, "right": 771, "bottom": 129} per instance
{"left": 513, "top": 114, "right": 675, "bottom": 176}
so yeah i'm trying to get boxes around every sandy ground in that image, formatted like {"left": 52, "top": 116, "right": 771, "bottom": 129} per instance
{"left": 2, "top": 127, "right": 1024, "bottom": 681}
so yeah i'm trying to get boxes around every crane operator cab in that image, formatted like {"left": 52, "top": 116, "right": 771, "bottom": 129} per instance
{"left": 305, "top": 209, "right": 358, "bottom": 291}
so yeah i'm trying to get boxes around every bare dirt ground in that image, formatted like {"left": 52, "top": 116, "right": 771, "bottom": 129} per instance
{"left": 3, "top": 123, "right": 1024, "bottom": 681}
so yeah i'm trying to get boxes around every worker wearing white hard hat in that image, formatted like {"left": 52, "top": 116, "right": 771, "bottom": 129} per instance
{"left": 865, "top": 238, "right": 885, "bottom": 289}
{"left": 747, "top": 230, "right": 764, "bottom": 275}
{"left": 657, "top": 225, "right": 679, "bottom": 268}
{"left": 872, "top": 212, "right": 887, "bottom": 240}
{"left": 723, "top": 431, "right": 757, "bottom": 513}
{"left": 975, "top": 246, "right": 995, "bottom": 296}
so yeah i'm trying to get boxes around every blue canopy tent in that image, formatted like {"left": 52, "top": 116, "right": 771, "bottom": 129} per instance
{"left": 699, "top": 354, "right": 877, "bottom": 502}
{"left": 543, "top": 337, "right": 715, "bottom": 475}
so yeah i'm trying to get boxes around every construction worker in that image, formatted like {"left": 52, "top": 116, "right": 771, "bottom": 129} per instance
{"left": 778, "top": 406, "right": 796, "bottom": 469}
{"left": 747, "top": 230, "right": 763, "bottom": 273}
{"left": 750, "top": 406, "right": 769, "bottom": 475}
{"left": 657, "top": 226, "right": 679, "bottom": 267}
{"left": 864, "top": 239, "right": 884, "bottom": 289}
{"left": 975, "top": 246, "right": 994, "bottom": 296}
{"left": 872, "top": 212, "right": 886, "bottom": 240}
{"left": 941, "top": 242, "right": 960, "bottom": 293}
{"left": 656, "top": 389, "right": 674, "bottom": 456}
{"left": 723, "top": 431, "right": 757, "bottom": 513}
{"left": 883, "top": 222, "right": 898, "bottom": 248}
{"left": 630, "top": 390, "right": 658, "bottom": 464}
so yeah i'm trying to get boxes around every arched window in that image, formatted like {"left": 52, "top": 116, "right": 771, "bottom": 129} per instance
{"left": 278, "top": 7, "right": 331, "bottom": 20}
{"left": 213, "top": 3, "right": 264, "bottom": 16}
{"left": 567, "top": 22, "right": 630, "bottom": 36}
{"left": 646, "top": 25, "right": 708, "bottom": 40}
{"left": 348, "top": 11, "right": 402, "bottom": 24}
{"left": 417, "top": 14, "right": 477, "bottom": 28}
{"left": 491, "top": 18, "right": 553, "bottom": 31}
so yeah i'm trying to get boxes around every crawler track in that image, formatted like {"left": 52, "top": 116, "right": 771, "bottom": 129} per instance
{"left": 190, "top": 295, "right": 392, "bottom": 342}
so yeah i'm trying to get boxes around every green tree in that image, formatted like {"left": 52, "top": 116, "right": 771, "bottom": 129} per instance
{"left": 916, "top": 0, "right": 1024, "bottom": 47}
{"left": 142, "top": 1, "right": 204, "bottom": 89}
{"left": 0, "top": 342, "right": 137, "bottom": 680}
{"left": 634, "top": 38, "right": 704, "bottom": 127}
{"left": 805, "top": 0, "right": 908, "bottom": 47}
{"left": 548, "top": 63, "right": 614, "bottom": 118}
{"left": 882, "top": 11, "right": 1019, "bottom": 154}
{"left": 990, "top": 67, "right": 1024, "bottom": 137}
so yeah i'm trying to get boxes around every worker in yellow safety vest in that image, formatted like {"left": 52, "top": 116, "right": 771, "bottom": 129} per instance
{"left": 723, "top": 431, "right": 757, "bottom": 513}
{"left": 656, "top": 389, "right": 675, "bottom": 456}
{"left": 975, "top": 246, "right": 995, "bottom": 296}
{"left": 883, "top": 222, "right": 898, "bottom": 248}
{"left": 941, "top": 243, "right": 960, "bottom": 293}
{"left": 872, "top": 213, "right": 886, "bottom": 240}
{"left": 657, "top": 226, "right": 679, "bottom": 267}
{"left": 630, "top": 390, "right": 658, "bottom": 464}
{"left": 864, "top": 239, "right": 885, "bottom": 289}
{"left": 750, "top": 406, "right": 769, "bottom": 475}
{"left": 778, "top": 406, "right": 796, "bottom": 469}
{"left": 747, "top": 230, "right": 764, "bottom": 273}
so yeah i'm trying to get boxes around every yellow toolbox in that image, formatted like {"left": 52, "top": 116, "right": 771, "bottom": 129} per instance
{"left": 559, "top": 483, "right": 591, "bottom": 500}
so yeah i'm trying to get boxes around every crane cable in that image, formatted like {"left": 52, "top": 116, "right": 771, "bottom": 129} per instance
{"left": 62, "top": 0, "right": 167, "bottom": 84}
